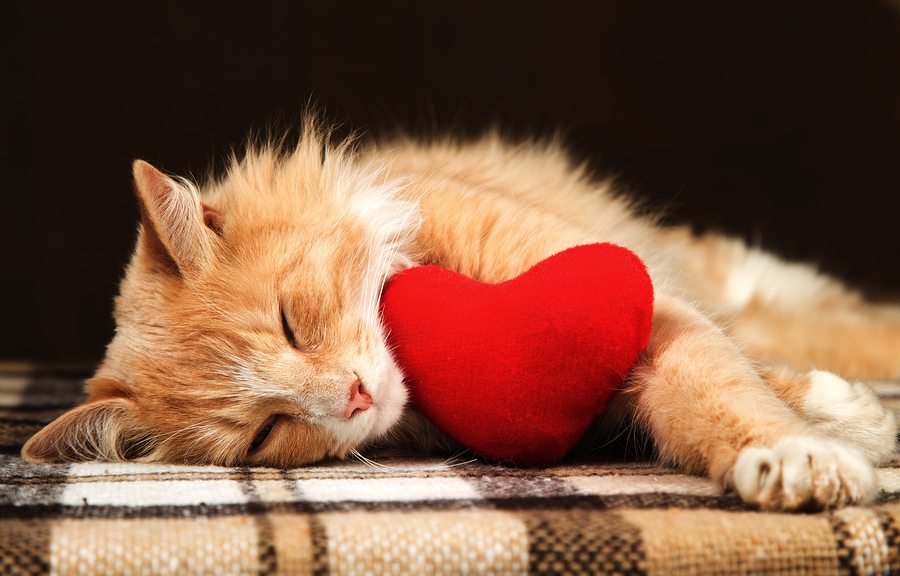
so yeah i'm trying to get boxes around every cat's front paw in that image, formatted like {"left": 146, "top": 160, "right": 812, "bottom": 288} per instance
{"left": 729, "top": 436, "right": 878, "bottom": 510}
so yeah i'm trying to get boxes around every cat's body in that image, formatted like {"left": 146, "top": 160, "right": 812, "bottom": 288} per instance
{"left": 24, "top": 124, "right": 900, "bottom": 510}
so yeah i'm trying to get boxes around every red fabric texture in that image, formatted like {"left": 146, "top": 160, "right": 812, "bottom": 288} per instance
{"left": 380, "top": 243, "right": 654, "bottom": 467}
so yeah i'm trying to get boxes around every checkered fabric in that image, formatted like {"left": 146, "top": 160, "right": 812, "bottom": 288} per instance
{"left": 2, "top": 364, "right": 899, "bottom": 575}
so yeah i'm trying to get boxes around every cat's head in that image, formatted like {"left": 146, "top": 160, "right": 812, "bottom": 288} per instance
{"left": 23, "top": 131, "right": 420, "bottom": 466}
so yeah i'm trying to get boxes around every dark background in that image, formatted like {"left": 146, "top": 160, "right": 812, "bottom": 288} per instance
{"left": 5, "top": 1, "right": 900, "bottom": 362}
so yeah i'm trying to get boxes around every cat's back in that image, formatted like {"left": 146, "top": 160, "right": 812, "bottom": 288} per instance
{"left": 364, "top": 135, "right": 666, "bottom": 273}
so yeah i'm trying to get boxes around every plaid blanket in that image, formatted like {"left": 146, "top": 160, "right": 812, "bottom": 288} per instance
{"left": 2, "top": 364, "right": 899, "bottom": 575}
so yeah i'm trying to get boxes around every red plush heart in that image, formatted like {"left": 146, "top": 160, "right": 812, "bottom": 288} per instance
{"left": 380, "top": 243, "right": 654, "bottom": 467}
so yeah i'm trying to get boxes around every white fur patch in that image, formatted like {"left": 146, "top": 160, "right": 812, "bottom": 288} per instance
{"left": 724, "top": 249, "right": 832, "bottom": 309}
{"left": 802, "top": 370, "right": 898, "bottom": 464}
{"left": 217, "top": 363, "right": 299, "bottom": 404}
{"left": 349, "top": 174, "right": 421, "bottom": 327}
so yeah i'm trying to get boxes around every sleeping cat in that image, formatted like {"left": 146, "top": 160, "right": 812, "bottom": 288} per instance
{"left": 23, "top": 121, "right": 899, "bottom": 510}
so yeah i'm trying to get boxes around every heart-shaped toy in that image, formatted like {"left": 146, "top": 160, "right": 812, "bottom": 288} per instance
{"left": 380, "top": 243, "right": 654, "bottom": 466}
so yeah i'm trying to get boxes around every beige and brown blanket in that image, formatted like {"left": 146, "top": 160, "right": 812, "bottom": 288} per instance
{"left": 2, "top": 365, "right": 899, "bottom": 575}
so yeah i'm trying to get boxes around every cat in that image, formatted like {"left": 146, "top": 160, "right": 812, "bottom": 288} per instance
{"left": 22, "top": 120, "right": 900, "bottom": 510}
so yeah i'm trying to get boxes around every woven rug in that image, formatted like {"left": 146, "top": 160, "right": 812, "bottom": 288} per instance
{"left": 2, "top": 364, "right": 899, "bottom": 575}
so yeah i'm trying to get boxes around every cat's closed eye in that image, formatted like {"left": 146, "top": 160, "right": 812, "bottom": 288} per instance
{"left": 249, "top": 415, "right": 280, "bottom": 454}
{"left": 280, "top": 307, "right": 300, "bottom": 350}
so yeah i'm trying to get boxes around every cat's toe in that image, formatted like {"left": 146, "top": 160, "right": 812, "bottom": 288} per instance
{"left": 732, "top": 446, "right": 782, "bottom": 506}
{"left": 778, "top": 438, "right": 840, "bottom": 508}
{"left": 802, "top": 370, "right": 898, "bottom": 463}
{"left": 731, "top": 436, "right": 878, "bottom": 510}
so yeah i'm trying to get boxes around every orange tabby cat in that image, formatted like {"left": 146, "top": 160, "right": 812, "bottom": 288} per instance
{"left": 23, "top": 122, "right": 899, "bottom": 510}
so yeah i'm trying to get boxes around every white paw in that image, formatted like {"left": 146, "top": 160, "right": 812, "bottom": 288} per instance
{"left": 803, "top": 370, "right": 898, "bottom": 464}
{"left": 731, "top": 436, "right": 878, "bottom": 510}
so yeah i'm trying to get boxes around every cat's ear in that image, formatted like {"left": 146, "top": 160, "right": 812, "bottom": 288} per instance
{"left": 21, "top": 393, "right": 149, "bottom": 462}
{"left": 22, "top": 378, "right": 148, "bottom": 462}
{"left": 132, "top": 159, "right": 218, "bottom": 276}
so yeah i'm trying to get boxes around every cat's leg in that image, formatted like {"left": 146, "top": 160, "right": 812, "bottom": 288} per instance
{"left": 760, "top": 365, "right": 897, "bottom": 464}
{"left": 670, "top": 230, "right": 900, "bottom": 380}
{"left": 622, "top": 294, "right": 878, "bottom": 509}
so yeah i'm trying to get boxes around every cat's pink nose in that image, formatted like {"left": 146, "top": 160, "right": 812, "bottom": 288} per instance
{"left": 343, "top": 379, "right": 372, "bottom": 418}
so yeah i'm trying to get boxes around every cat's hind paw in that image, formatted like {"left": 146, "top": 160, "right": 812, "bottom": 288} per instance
{"left": 730, "top": 436, "right": 878, "bottom": 510}
{"left": 802, "top": 370, "right": 898, "bottom": 464}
